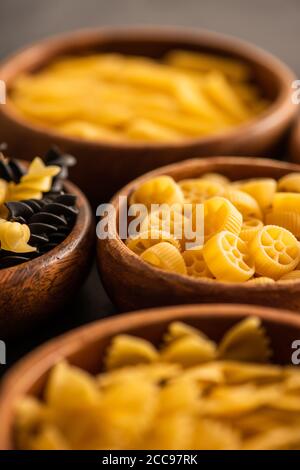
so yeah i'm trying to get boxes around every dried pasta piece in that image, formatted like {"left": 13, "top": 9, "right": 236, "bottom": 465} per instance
{"left": 247, "top": 276, "right": 275, "bottom": 285}
{"left": 200, "top": 172, "right": 230, "bottom": 186}
{"left": 221, "top": 361, "right": 283, "bottom": 384}
{"left": 144, "top": 412, "right": 194, "bottom": 450}
{"left": 97, "top": 363, "right": 180, "bottom": 388}
{"left": 26, "top": 425, "right": 70, "bottom": 450}
{"left": 163, "top": 321, "right": 206, "bottom": 345}
{"left": 180, "top": 363, "right": 225, "bottom": 384}
{"left": 139, "top": 207, "right": 191, "bottom": 247}
{"left": 240, "top": 217, "right": 264, "bottom": 242}
{"left": 158, "top": 378, "right": 199, "bottom": 412}
{"left": 0, "top": 179, "right": 7, "bottom": 204}
{"left": 192, "top": 419, "right": 241, "bottom": 450}
{"left": 218, "top": 317, "right": 271, "bottom": 363}
{"left": 160, "top": 335, "right": 217, "bottom": 367}
{"left": 265, "top": 210, "right": 300, "bottom": 239}
{"left": 140, "top": 242, "right": 187, "bottom": 275}
{"left": 178, "top": 178, "right": 224, "bottom": 204}
{"left": 279, "top": 270, "right": 300, "bottom": 281}
{"left": 278, "top": 173, "right": 300, "bottom": 193}
{"left": 45, "top": 362, "right": 100, "bottom": 409}
{"left": 7, "top": 157, "right": 60, "bottom": 201}
{"left": 272, "top": 193, "right": 300, "bottom": 214}
{"left": 242, "top": 426, "right": 300, "bottom": 450}
{"left": 105, "top": 335, "right": 159, "bottom": 370}
{"left": 249, "top": 225, "right": 300, "bottom": 279}
{"left": 126, "top": 229, "right": 180, "bottom": 255}
{"left": 203, "top": 231, "right": 254, "bottom": 282}
{"left": 182, "top": 246, "right": 214, "bottom": 278}
{"left": 203, "top": 197, "right": 243, "bottom": 240}
{"left": 225, "top": 188, "right": 262, "bottom": 219}
{"left": 237, "top": 178, "right": 277, "bottom": 211}
{"left": 129, "top": 176, "right": 184, "bottom": 208}
{"left": 0, "top": 219, "right": 36, "bottom": 253}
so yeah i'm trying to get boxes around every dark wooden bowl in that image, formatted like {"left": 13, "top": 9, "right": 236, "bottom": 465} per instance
{"left": 0, "top": 27, "right": 297, "bottom": 204}
{"left": 0, "top": 179, "right": 94, "bottom": 340}
{"left": 290, "top": 115, "right": 300, "bottom": 163}
{"left": 98, "top": 156, "right": 300, "bottom": 312}
{"left": 0, "top": 303, "right": 299, "bottom": 450}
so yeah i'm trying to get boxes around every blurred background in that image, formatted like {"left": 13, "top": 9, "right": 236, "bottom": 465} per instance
{"left": 0, "top": 0, "right": 299, "bottom": 371}
{"left": 1, "top": 0, "right": 300, "bottom": 74}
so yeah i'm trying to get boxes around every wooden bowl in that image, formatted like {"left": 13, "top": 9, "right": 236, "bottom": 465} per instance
{"left": 0, "top": 303, "right": 299, "bottom": 450}
{"left": 0, "top": 178, "right": 94, "bottom": 340}
{"left": 0, "top": 27, "right": 297, "bottom": 204}
{"left": 290, "top": 115, "right": 300, "bottom": 163}
{"left": 98, "top": 156, "right": 300, "bottom": 312}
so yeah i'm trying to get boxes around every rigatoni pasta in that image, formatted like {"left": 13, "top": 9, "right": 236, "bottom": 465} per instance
{"left": 9, "top": 50, "right": 269, "bottom": 143}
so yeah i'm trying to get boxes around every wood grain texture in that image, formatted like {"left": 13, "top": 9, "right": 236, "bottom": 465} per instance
{"left": 0, "top": 303, "right": 300, "bottom": 449}
{"left": 0, "top": 27, "right": 297, "bottom": 204}
{"left": 0, "top": 179, "right": 94, "bottom": 340}
{"left": 98, "top": 156, "right": 300, "bottom": 312}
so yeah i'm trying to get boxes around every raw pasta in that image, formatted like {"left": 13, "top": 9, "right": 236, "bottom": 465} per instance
{"left": 125, "top": 171, "right": 300, "bottom": 282}
{"left": 14, "top": 317, "right": 300, "bottom": 450}
{"left": 10, "top": 51, "right": 269, "bottom": 143}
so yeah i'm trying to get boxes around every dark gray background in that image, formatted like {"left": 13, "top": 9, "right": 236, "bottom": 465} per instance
{"left": 0, "top": 0, "right": 299, "bottom": 372}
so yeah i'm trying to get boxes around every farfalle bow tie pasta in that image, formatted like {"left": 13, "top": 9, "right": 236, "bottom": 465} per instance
{"left": 126, "top": 172, "right": 300, "bottom": 283}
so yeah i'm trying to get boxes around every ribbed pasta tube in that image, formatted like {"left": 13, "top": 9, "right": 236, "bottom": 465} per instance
{"left": 237, "top": 178, "right": 277, "bottom": 212}
{"left": 203, "top": 197, "right": 243, "bottom": 240}
{"left": 278, "top": 173, "right": 300, "bottom": 193}
{"left": 249, "top": 225, "right": 300, "bottom": 279}
{"left": 129, "top": 176, "right": 184, "bottom": 208}
{"left": 225, "top": 188, "right": 262, "bottom": 220}
{"left": 272, "top": 193, "right": 300, "bottom": 214}
{"left": 265, "top": 211, "right": 300, "bottom": 239}
{"left": 240, "top": 218, "right": 264, "bottom": 243}
{"left": 140, "top": 242, "right": 187, "bottom": 275}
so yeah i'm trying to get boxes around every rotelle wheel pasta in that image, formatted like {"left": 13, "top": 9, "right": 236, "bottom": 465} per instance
{"left": 203, "top": 231, "right": 254, "bottom": 282}
{"left": 125, "top": 171, "right": 300, "bottom": 283}
{"left": 249, "top": 225, "right": 300, "bottom": 279}
{"left": 14, "top": 317, "right": 300, "bottom": 450}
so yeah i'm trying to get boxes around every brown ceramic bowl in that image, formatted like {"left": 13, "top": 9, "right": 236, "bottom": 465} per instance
{"left": 0, "top": 303, "right": 299, "bottom": 450}
{"left": 0, "top": 27, "right": 297, "bottom": 205}
{"left": 98, "top": 156, "right": 300, "bottom": 312}
{"left": 0, "top": 178, "right": 94, "bottom": 340}
{"left": 290, "top": 115, "right": 300, "bottom": 163}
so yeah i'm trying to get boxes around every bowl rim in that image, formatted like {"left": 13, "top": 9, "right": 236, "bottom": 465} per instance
{"left": 98, "top": 155, "right": 300, "bottom": 291}
{"left": 0, "top": 25, "right": 297, "bottom": 151}
{"left": 1, "top": 302, "right": 300, "bottom": 449}
{"left": 0, "top": 175, "right": 92, "bottom": 276}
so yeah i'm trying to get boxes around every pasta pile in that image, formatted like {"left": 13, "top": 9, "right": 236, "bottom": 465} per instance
{"left": 10, "top": 51, "right": 269, "bottom": 143}
{"left": 126, "top": 172, "right": 300, "bottom": 282}
{"left": 0, "top": 148, "right": 78, "bottom": 268}
{"left": 14, "top": 317, "right": 300, "bottom": 450}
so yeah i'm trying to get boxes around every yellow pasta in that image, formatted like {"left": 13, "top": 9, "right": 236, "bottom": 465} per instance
{"left": 0, "top": 219, "right": 36, "bottom": 253}
{"left": 265, "top": 210, "right": 300, "bottom": 239}
{"left": 15, "top": 318, "right": 300, "bottom": 450}
{"left": 126, "top": 229, "right": 181, "bottom": 256}
{"left": 225, "top": 188, "right": 262, "bottom": 219}
{"left": 247, "top": 277, "right": 275, "bottom": 285}
{"left": 278, "top": 173, "right": 300, "bottom": 193}
{"left": 236, "top": 178, "right": 277, "bottom": 211}
{"left": 240, "top": 218, "right": 264, "bottom": 242}
{"left": 129, "top": 176, "right": 184, "bottom": 208}
{"left": 10, "top": 51, "right": 269, "bottom": 143}
{"left": 200, "top": 172, "right": 230, "bottom": 186}
{"left": 179, "top": 178, "right": 224, "bottom": 203}
{"left": 279, "top": 270, "right": 300, "bottom": 281}
{"left": 0, "top": 179, "right": 7, "bottom": 205}
{"left": 6, "top": 157, "right": 60, "bottom": 201}
{"left": 249, "top": 225, "right": 300, "bottom": 279}
{"left": 203, "top": 231, "right": 254, "bottom": 282}
{"left": 272, "top": 193, "right": 300, "bottom": 214}
{"left": 182, "top": 246, "right": 214, "bottom": 278}
{"left": 140, "top": 242, "right": 187, "bottom": 275}
{"left": 203, "top": 197, "right": 243, "bottom": 240}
